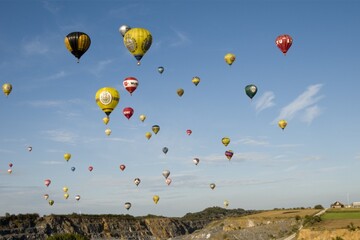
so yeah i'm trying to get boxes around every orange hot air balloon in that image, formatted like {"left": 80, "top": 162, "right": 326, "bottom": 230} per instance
{"left": 275, "top": 34, "right": 293, "bottom": 55}
{"left": 123, "top": 107, "right": 134, "bottom": 120}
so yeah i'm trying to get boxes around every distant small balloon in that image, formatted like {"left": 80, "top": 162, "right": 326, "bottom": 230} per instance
{"left": 7, "top": 169, "right": 12, "bottom": 174}
{"left": 162, "top": 147, "right": 168, "bottom": 154}
{"left": 139, "top": 114, "right": 146, "bottom": 122}
{"left": 193, "top": 158, "right": 200, "bottom": 165}
{"left": 192, "top": 76, "right": 200, "bottom": 86}
{"left": 165, "top": 177, "right": 172, "bottom": 186}
{"left": 119, "top": 25, "right": 131, "bottom": 37}
{"left": 124, "top": 202, "right": 132, "bottom": 210}
{"left": 210, "top": 183, "right": 216, "bottom": 190}
{"left": 103, "top": 116, "right": 110, "bottom": 125}
{"left": 48, "top": 200, "right": 54, "bottom": 206}
{"left": 145, "top": 132, "right": 152, "bottom": 140}
{"left": 120, "top": 164, "right": 126, "bottom": 171}
{"left": 162, "top": 170, "right": 170, "bottom": 179}
{"left": 75, "top": 195, "right": 81, "bottom": 201}
{"left": 44, "top": 194, "right": 49, "bottom": 200}
{"left": 134, "top": 178, "right": 141, "bottom": 186}
{"left": 222, "top": 137, "right": 230, "bottom": 147}
{"left": 71, "top": 167, "right": 76, "bottom": 172}
{"left": 2, "top": 83, "right": 12, "bottom": 96}
{"left": 225, "top": 150, "right": 234, "bottom": 161}
{"left": 152, "top": 125, "right": 160, "bottom": 134}
{"left": 64, "top": 153, "right": 71, "bottom": 162}
{"left": 88, "top": 166, "right": 93, "bottom": 172}
{"left": 158, "top": 66, "right": 164, "bottom": 74}
{"left": 27, "top": 146, "right": 32, "bottom": 152}
{"left": 44, "top": 179, "right": 51, "bottom": 187}
{"left": 8, "top": 163, "right": 13, "bottom": 168}
{"left": 177, "top": 88, "right": 184, "bottom": 97}
{"left": 105, "top": 128, "right": 112, "bottom": 136}
{"left": 186, "top": 129, "right": 192, "bottom": 136}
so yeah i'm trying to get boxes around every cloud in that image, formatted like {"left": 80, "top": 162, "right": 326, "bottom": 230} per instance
{"left": 42, "top": 129, "right": 78, "bottom": 144}
{"left": 90, "top": 60, "right": 113, "bottom": 76}
{"left": 23, "top": 37, "right": 49, "bottom": 55}
{"left": 42, "top": 1, "right": 61, "bottom": 14}
{"left": 255, "top": 91, "right": 275, "bottom": 113}
{"left": 274, "top": 84, "right": 324, "bottom": 124}
{"left": 234, "top": 137, "right": 269, "bottom": 146}
{"left": 40, "top": 160, "right": 64, "bottom": 165}
{"left": 28, "top": 100, "right": 64, "bottom": 108}
{"left": 170, "top": 29, "right": 191, "bottom": 47}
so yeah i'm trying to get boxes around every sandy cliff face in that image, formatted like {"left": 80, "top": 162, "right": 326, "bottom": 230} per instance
{"left": 297, "top": 229, "right": 360, "bottom": 240}
{"left": 0, "top": 214, "right": 209, "bottom": 240}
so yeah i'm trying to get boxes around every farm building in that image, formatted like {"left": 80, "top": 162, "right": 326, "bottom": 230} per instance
{"left": 352, "top": 202, "right": 360, "bottom": 208}
{"left": 331, "top": 201, "right": 345, "bottom": 208}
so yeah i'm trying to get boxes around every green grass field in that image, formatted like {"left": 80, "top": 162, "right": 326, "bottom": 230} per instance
{"left": 322, "top": 208, "right": 360, "bottom": 220}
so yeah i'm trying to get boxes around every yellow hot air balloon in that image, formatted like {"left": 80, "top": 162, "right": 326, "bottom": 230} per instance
{"left": 64, "top": 32, "right": 91, "bottom": 63}
{"left": 222, "top": 137, "right": 230, "bottom": 147}
{"left": 64, "top": 153, "right": 71, "bottom": 162}
{"left": 145, "top": 132, "right": 152, "bottom": 140}
{"left": 95, "top": 87, "right": 120, "bottom": 117}
{"left": 103, "top": 116, "right": 110, "bottom": 125}
{"left": 278, "top": 119, "right": 288, "bottom": 130}
{"left": 2, "top": 83, "right": 12, "bottom": 96}
{"left": 48, "top": 200, "right": 54, "bottom": 206}
{"left": 64, "top": 193, "right": 69, "bottom": 199}
{"left": 105, "top": 128, "right": 112, "bottom": 136}
{"left": 153, "top": 195, "right": 160, "bottom": 204}
{"left": 139, "top": 114, "right": 146, "bottom": 122}
{"left": 152, "top": 125, "right": 160, "bottom": 134}
{"left": 177, "top": 88, "right": 184, "bottom": 97}
{"left": 62, "top": 186, "right": 68, "bottom": 193}
{"left": 224, "top": 53, "right": 236, "bottom": 66}
{"left": 192, "top": 77, "right": 200, "bottom": 86}
{"left": 123, "top": 28, "right": 152, "bottom": 65}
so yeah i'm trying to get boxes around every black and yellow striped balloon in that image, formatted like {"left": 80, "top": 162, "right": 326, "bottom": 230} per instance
{"left": 64, "top": 32, "right": 91, "bottom": 62}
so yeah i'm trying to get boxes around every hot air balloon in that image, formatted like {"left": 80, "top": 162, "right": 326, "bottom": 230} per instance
{"left": 123, "top": 77, "right": 139, "bottom": 96}
{"left": 64, "top": 153, "right": 71, "bottom": 162}
{"left": 177, "top": 88, "right": 184, "bottom": 97}
{"left": 245, "top": 84, "right": 258, "bottom": 100}
{"left": 134, "top": 178, "right": 141, "bottom": 186}
{"left": 278, "top": 119, "right": 288, "bottom": 130}
{"left": 71, "top": 167, "right": 76, "bottom": 172}
{"left": 63, "top": 187, "right": 68, "bottom": 193}
{"left": 103, "top": 116, "right": 110, "bottom": 125}
{"left": 95, "top": 87, "right": 120, "bottom": 118}
{"left": 222, "top": 137, "right": 230, "bottom": 147}
{"left": 64, "top": 193, "right": 69, "bottom": 199}
{"left": 123, "top": 107, "right": 134, "bottom": 120}
{"left": 2, "top": 83, "right": 12, "bottom": 96}
{"left": 139, "top": 114, "right": 146, "bottom": 122}
{"left": 225, "top": 150, "right": 234, "bottom": 161}
{"left": 48, "top": 200, "right": 54, "bottom": 206}
{"left": 119, "top": 25, "right": 131, "bottom": 37}
{"left": 162, "top": 147, "right": 168, "bottom": 154}
{"left": 165, "top": 178, "right": 172, "bottom": 186}
{"left": 44, "top": 179, "right": 51, "bottom": 187}
{"left": 88, "top": 166, "right": 93, "bottom": 172}
{"left": 44, "top": 194, "right": 49, "bottom": 200}
{"left": 7, "top": 169, "right": 12, "bottom": 174}
{"left": 27, "top": 146, "right": 32, "bottom": 152}
{"left": 193, "top": 158, "right": 200, "bottom": 165}
{"left": 145, "top": 132, "right": 152, "bottom": 140}
{"left": 120, "top": 164, "right": 126, "bottom": 171}
{"left": 186, "top": 129, "right": 192, "bottom": 136}
{"left": 75, "top": 195, "right": 81, "bottom": 201}
{"left": 124, "top": 202, "right": 131, "bottom": 210}
{"left": 162, "top": 170, "right": 170, "bottom": 179}
{"left": 152, "top": 125, "right": 160, "bottom": 134}
{"left": 224, "top": 200, "right": 229, "bottom": 208}
{"left": 158, "top": 66, "right": 164, "bottom": 74}
{"left": 123, "top": 27, "right": 152, "bottom": 65}
{"left": 210, "top": 183, "right": 216, "bottom": 190}
{"left": 192, "top": 76, "right": 200, "bottom": 86}
{"left": 8, "top": 163, "right": 13, "bottom": 168}
{"left": 105, "top": 128, "right": 112, "bottom": 136}
{"left": 275, "top": 34, "right": 293, "bottom": 55}
{"left": 153, "top": 195, "right": 160, "bottom": 204}
{"left": 224, "top": 53, "right": 236, "bottom": 66}
{"left": 64, "top": 32, "right": 91, "bottom": 62}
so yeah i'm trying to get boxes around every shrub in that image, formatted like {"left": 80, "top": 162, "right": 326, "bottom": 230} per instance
{"left": 314, "top": 204, "right": 324, "bottom": 209}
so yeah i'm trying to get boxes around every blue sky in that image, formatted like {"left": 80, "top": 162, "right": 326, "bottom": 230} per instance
{"left": 1, "top": 0, "right": 360, "bottom": 217}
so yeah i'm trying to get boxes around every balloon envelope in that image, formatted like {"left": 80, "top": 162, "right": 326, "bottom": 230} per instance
{"left": 224, "top": 53, "right": 236, "bottom": 65}
{"left": 153, "top": 195, "right": 160, "bottom": 204}
{"left": 123, "top": 28, "right": 152, "bottom": 64}
{"left": 210, "top": 183, "right": 216, "bottom": 190}
{"left": 192, "top": 76, "right": 200, "bottom": 86}
{"left": 95, "top": 87, "right": 120, "bottom": 117}
{"left": 139, "top": 114, "right": 146, "bottom": 122}
{"left": 2, "top": 83, "right": 12, "bottom": 96}
{"left": 62, "top": 186, "right": 68, "bottom": 193}
{"left": 152, "top": 125, "right": 160, "bottom": 134}
{"left": 245, "top": 84, "right": 258, "bottom": 99}
{"left": 119, "top": 25, "right": 131, "bottom": 37}
{"left": 44, "top": 179, "right": 51, "bottom": 187}
{"left": 158, "top": 66, "right": 164, "bottom": 74}
{"left": 145, "top": 132, "right": 152, "bottom": 140}
{"left": 177, "top": 88, "right": 184, "bottom": 97}
{"left": 64, "top": 32, "right": 91, "bottom": 62}
{"left": 123, "top": 77, "right": 139, "bottom": 95}
{"left": 162, "top": 147, "right": 168, "bottom": 154}
{"left": 193, "top": 158, "right": 200, "bottom": 165}
{"left": 88, "top": 166, "right": 93, "bottom": 172}
{"left": 222, "top": 137, "right": 230, "bottom": 146}
{"left": 64, "top": 153, "right": 71, "bottom": 162}
{"left": 165, "top": 178, "right": 172, "bottom": 186}
{"left": 75, "top": 195, "right": 80, "bottom": 201}
{"left": 123, "top": 107, "right": 134, "bottom": 120}
{"left": 278, "top": 119, "right": 288, "bottom": 130}
{"left": 48, "top": 200, "right": 54, "bottom": 206}
{"left": 71, "top": 167, "right": 76, "bottom": 172}
{"left": 162, "top": 170, "right": 170, "bottom": 179}
{"left": 225, "top": 150, "right": 234, "bottom": 160}
{"left": 124, "top": 202, "right": 131, "bottom": 210}
{"left": 103, "top": 116, "right": 110, "bottom": 125}
{"left": 44, "top": 194, "right": 49, "bottom": 200}
{"left": 186, "top": 129, "right": 192, "bottom": 135}
{"left": 134, "top": 178, "right": 141, "bottom": 186}
{"left": 105, "top": 128, "right": 112, "bottom": 136}
{"left": 64, "top": 193, "right": 69, "bottom": 199}
{"left": 120, "top": 164, "right": 126, "bottom": 171}
{"left": 275, "top": 34, "right": 293, "bottom": 55}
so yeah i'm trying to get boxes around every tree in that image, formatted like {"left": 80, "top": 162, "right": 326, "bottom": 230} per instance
{"left": 314, "top": 204, "right": 324, "bottom": 209}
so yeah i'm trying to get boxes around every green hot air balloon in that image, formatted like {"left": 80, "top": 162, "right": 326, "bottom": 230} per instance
{"left": 245, "top": 84, "right": 258, "bottom": 100}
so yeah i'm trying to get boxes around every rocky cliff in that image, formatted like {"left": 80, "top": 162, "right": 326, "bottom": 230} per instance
{"left": 0, "top": 207, "right": 255, "bottom": 240}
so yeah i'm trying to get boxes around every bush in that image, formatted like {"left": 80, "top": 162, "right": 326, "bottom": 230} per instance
{"left": 314, "top": 204, "right": 324, "bottom": 209}
{"left": 46, "top": 233, "right": 89, "bottom": 240}
{"left": 303, "top": 215, "right": 322, "bottom": 226}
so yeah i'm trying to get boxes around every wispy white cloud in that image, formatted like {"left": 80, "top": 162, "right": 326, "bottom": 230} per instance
{"left": 23, "top": 37, "right": 49, "bottom": 55}
{"left": 42, "top": 129, "right": 78, "bottom": 144}
{"left": 42, "top": 1, "right": 61, "bottom": 14}
{"left": 233, "top": 137, "right": 269, "bottom": 146}
{"left": 170, "top": 29, "right": 191, "bottom": 47}
{"left": 273, "top": 84, "right": 324, "bottom": 124}
{"left": 90, "top": 60, "right": 113, "bottom": 76}
{"left": 40, "top": 160, "right": 64, "bottom": 165}
{"left": 28, "top": 100, "right": 64, "bottom": 108}
{"left": 255, "top": 91, "right": 275, "bottom": 113}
